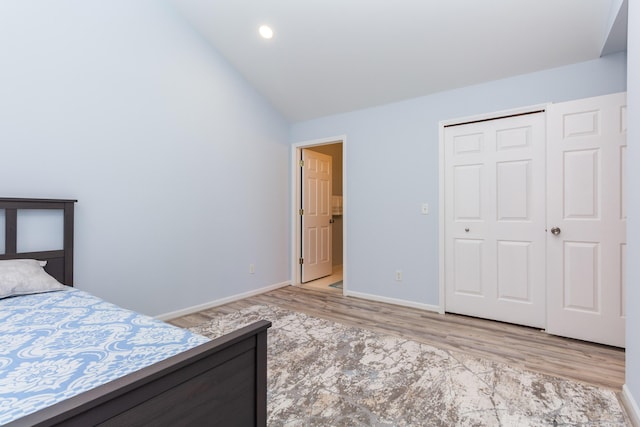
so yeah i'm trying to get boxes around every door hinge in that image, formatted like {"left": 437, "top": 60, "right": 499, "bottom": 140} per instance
{"left": 299, "top": 159, "right": 304, "bottom": 167}
{"left": 299, "top": 209, "right": 304, "bottom": 216}
{"left": 299, "top": 258, "right": 304, "bottom": 265}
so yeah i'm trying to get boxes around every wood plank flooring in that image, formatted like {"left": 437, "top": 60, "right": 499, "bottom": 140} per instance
{"left": 170, "top": 285, "right": 625, "bottom": 391}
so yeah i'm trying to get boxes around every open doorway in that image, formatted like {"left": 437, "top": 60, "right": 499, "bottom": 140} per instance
{"left": 291, "top": 136, "right": 346, "bottom": 294}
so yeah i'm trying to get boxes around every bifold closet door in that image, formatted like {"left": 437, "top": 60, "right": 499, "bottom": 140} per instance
{"left": 546, "top": 92, "right": 626, "bottom": 348}
{"left": 444, "top": 112, "right": 546, "bottom": 328}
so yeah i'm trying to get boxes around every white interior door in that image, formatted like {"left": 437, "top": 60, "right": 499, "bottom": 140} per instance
{"left": 301, "top": 149, "right": 332, "bottom": 283}
{"left": 444, "top": 112, "right": 546, "bottom": 328}
{"left": 546, "top": 92, "right": 626, "bottom": 347}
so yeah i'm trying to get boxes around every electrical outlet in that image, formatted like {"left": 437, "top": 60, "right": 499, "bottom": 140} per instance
{"left": 249, "top": 264, "right": 255, "bottom": 274}
{"left": 395, "top": 270, "right": 402, "bottom": 281}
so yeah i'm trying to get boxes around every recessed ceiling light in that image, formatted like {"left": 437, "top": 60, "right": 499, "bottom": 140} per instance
{"left": 259, "top": 25, "right": 274, "bottom": 39}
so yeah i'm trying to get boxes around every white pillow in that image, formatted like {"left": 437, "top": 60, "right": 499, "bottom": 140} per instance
{"left": 0, "top": 259, "right": 66, "bottom": 299}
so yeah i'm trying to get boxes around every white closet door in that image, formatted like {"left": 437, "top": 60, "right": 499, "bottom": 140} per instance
{"left": 444, "top": 112, "right": 546, "bottom": 328}
{"left": 546, "top": 92, "right": 626, "bottom": 347}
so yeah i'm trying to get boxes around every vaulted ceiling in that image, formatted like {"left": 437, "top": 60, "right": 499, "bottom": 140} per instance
{"left": 171, "top": 0, "right": 628, "bottom": 122}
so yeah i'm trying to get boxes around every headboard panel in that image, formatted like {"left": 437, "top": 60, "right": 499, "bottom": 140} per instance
{"left": 0, "top": 198, "right": 77, "bottom": 286}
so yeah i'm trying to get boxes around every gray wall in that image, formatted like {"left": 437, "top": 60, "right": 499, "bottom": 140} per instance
{"left": 625, "top": 0, "right": 639, "bottom": 414}
{"left": 0, "top": 1, "right": 290, "bottom": 316}
{"left": 291, "top": 52, "right": 627, "bottom": 307}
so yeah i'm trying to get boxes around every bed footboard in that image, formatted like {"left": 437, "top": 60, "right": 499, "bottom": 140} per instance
{"left": 7, "top": 320, "right": 271, "bottom": 427}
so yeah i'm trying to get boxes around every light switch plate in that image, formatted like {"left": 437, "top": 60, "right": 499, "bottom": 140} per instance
{"left": 421, "top": 203, "right": 429, "bottom": 215}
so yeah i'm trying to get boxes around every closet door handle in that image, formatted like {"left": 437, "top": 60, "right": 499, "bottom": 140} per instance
{"left": 550, "top": 227, "right": 561, "bottom": 236}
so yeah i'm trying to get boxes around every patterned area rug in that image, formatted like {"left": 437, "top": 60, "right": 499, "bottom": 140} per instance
{"left": 190, "top": 305, "right": 629, "bottom": 426}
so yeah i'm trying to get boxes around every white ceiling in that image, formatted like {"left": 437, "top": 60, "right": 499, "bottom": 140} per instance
{"left": 171, "top": 0, "right": 627, "bottom": 122}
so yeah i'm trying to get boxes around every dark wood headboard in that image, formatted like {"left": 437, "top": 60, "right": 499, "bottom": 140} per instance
{"left": 0, "top": 198, "right": 77, "bottom": 286}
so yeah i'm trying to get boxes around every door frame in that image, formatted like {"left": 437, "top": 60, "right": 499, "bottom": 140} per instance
{"left": 438, "top": 104, "right": 548, "bottom": 314}
{"left": 291, "top": 135, "right": 347, "bottom": 290}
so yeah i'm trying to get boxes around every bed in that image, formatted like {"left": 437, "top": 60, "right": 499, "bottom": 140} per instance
{"left": 0, "top": 198, "right": 270, "bottom": 426}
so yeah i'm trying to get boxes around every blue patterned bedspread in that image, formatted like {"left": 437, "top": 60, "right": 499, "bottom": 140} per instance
{"left": 0, "top": 289, "right": 209, "bottom": 425}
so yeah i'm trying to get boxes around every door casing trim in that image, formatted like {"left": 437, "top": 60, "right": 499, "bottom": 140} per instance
{"left": 291, "top": 135, "right": 347, "bottom": 290}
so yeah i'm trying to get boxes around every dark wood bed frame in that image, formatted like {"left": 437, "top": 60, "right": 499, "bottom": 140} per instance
{"left": 1, "top": 198, "right": 271, "bottom": 427}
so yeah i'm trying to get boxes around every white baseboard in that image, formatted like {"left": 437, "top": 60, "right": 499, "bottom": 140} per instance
{"left": 156, "top": 281, "right": 290, "bottom": 321}
{"left": 623, "top": 385, "right": 640, "bottom": 427}
{"left": 344, "top": 290, "right": 440, "bottom": 313}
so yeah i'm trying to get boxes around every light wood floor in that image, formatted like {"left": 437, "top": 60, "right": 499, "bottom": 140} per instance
{"left": 299, "top": 265, "right": 343, "bottom": 292}
{"left": 170, "top": 285, "right": 625, "bottom": 391}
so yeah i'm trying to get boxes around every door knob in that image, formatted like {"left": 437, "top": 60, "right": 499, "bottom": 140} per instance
{"left": 550, "top": 227, "right": 561, "bottom": 236}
